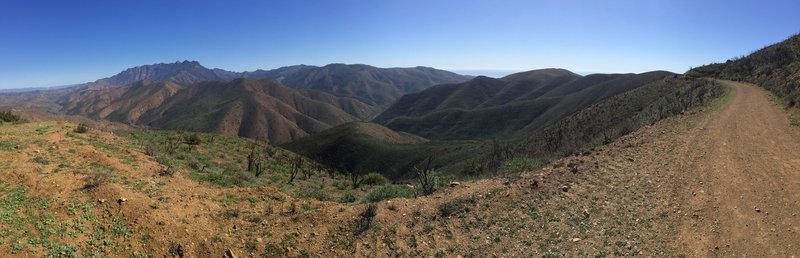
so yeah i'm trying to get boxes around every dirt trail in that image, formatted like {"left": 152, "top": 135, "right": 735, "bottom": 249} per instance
{"left": 676, "top": 80, "right": 800, "bottom": 256}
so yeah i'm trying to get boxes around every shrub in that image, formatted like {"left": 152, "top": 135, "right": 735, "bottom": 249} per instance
{"left": 415, "top": 157, "right": 440, "bottom": 196}
{"left": 602, "top": 132, "right": 614, "bottom": 145}
{"left": 338, "top": 191, "right": 357, "bottom": 203}
{"left": 0, "top": 111, "right": 21, "bottom": 123}
{"left": 365, "top": 184, "right": 414, "bottom": 203}
{"left": 83, "top": 167, "right": 113, "bottom": 190}
{"left": 416, "top": 168, "right": 440, "bottom": 196}
{"left": 439, "top": 196, "right": 476, "bottom": 218}
{"left": 31, "top": 156, "right": 49, "bottom": 165}
{"left": 221, "top": 209, "right": 240, "bottom": 219}
{"left": 183, "top": 133, "right": 202, "bottom": 146}
{"left": 144, "top": 144, "right": 158, "bottom": 157}
{"left": 354, "top": 204, "right": 377, "bottom": 235}
{"left": 296, "top": 188, "right": 332, "bottom": 201}
{"left": 73, "top": 123, "right": 89, "bottom": 133}
{"left": 361, "top": 172, "right": 389, "bottom": 186}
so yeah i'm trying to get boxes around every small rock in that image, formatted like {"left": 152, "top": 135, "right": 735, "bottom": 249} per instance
{"left": 561, "top": 185, "right": 570, "bottom": 192}
{"left": 450, "top": 181, "right": 461, "bottom": 187}
{"left": 98, "top": 199, "right": 106, "bottom": 204}
{"left": 256, "top": 238, "right": 263, "bottom": 243}
{"left": 754, "top": 207, "right": 761, "bottom": 213}
{"left": 117, "top": 198, "right": 127, "bottom": 204}
{"left": 571, "top": 238, "right": 581, "bottom": 242}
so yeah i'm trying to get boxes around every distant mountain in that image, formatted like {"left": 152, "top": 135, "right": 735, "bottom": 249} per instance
{"left": 272, "top": 64, "right": 473, "bottom": 107}
{"left": 688, "top": 33, "right": 800, "bottom": 106}
{"left": 61, "top": 78, "right": 380, "bottom": 143}
{"left": 84, "top": 61, "right": 470, "bottom": 110}
{"left": 374, "top": 68, "right": 673, "bottom": 140}
{"left": 93, "top": 61, "right": 231, "bottom": 87}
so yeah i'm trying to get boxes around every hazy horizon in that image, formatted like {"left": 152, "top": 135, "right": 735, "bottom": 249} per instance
{"left": 1, "top": 0, "right": 799, "bottom": 89}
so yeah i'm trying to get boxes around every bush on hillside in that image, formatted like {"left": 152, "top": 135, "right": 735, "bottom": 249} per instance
{"left": 0, "top": 111, "right": 21, "bottom": 123}
{"left": 361, "top": 172, "right": 389, "bottom": 186}
{"left": 364, "top": 184, "right": 414, "bottom": 203}
{"left": 183, "top": 133, "right": 202, "bottom": 146}
{"left": 73, "top": 123, "right": 89, "bottom": 133}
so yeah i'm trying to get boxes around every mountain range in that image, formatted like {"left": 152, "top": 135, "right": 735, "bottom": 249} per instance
{"left": 0, "top": 61, "right": 471, "bottom": 143}
{"left": 83, "top": 61, "right": 471, "bottom": 107}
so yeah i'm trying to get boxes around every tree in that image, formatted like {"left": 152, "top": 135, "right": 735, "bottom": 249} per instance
{"left": 349, "top": 171, "right": 364, "bottom": 190}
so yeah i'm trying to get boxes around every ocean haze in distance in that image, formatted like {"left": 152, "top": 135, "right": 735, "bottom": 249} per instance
{"left": 450, "top": 70, "right": 523, "bottom": 78}
{"left": 453, "top": 70, "right": 611, "bottom": 78}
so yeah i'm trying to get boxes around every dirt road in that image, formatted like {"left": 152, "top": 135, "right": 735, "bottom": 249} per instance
{"left": 676, "top": 80, "right": 800, "bottom": 256}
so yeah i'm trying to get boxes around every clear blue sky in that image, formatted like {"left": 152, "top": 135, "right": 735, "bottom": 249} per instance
{"left": 0, "top": 0, "right": 798, "bottom": 88}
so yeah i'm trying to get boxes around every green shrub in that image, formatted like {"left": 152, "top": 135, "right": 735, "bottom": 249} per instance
{"left": 183, "top": 133, "right": 202, "bottom": 146}
{"left": 602, "top": 132, "right": 614, "bottom": 145}
{"left": 296, "top": 188, "right": 332, "bottom": 201}
{"left": 416, "top": 167, "right": 440, "bottom": 196}
{"left": 502, "top": 157, "right": 542, "bottom": 173}
{"left": 338, "top": 191, "right": 357, "bottom": 203}
{"left": 365, "top": 184, "right": 414, "bottom": 203}
{"left": 0, "top": 111, "right": 21, "bottom": 123}
{"left": 361, "top": 172, "right": 389, "bottom": 186}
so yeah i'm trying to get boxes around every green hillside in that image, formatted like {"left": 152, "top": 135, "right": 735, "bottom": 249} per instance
{"left": 374, "top": 69, "right": 673, "bottom": 140}
{"left": 514, "top": 76, "right": 728, "bottom": 158}
{"left": 289, "top": 76, "right": 727, "bottom": 180}
{"left": 284, "top": 122, "right": 486, "bottom": 180}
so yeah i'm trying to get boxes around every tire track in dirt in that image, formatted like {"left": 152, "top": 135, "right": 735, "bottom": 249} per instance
{"left": 676, "top": 80, "right": 800, "bottom": 257}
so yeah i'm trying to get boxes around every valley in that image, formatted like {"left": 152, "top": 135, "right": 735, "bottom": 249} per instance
{"left": 0, "top": 8, "right": 797, "bottom": 255}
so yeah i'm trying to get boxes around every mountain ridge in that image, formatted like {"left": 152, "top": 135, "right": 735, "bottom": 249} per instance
{"left": 373, "top": 69, "right": 673, "bottom": 140}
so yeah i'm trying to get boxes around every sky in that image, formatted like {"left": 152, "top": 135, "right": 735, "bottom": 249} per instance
{"left": 0, "top": 0, "right": 798, "bottom": 88}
